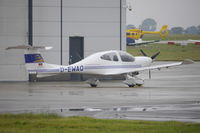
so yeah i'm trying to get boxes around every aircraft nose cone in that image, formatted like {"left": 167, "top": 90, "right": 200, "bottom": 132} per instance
{"left": 134, "top": 56, "right": 152, "bottom": 67}
{"left": 145, "top": 57, "right": 152, "bottom": 66}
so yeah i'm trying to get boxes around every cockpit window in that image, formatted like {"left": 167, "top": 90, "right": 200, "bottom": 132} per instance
{"left": 100, "top": 52, "right": 119, "bottom": 62}
{"left": 119, "top": 51, "right": 135, "bottom": 62}
{"left": 113, "top": 55, "right": 118, "bottom": 61}
{"left": 100, "top": 54, "right": 111, "bottom": 61}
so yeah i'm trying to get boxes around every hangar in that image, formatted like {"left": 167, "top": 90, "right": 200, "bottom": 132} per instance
{"left": 0, "top": 0, "right": 126, "bottom": 81}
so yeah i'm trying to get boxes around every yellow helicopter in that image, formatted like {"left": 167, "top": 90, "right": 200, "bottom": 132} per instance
{"left": 126, "top": 25, "right": 168, "bottom": 45}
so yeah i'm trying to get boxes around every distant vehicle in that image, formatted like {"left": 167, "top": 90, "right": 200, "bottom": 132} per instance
{"left": 188, "top": 39, "right": 200, "bottom": 45}
{"left": 126, "top": 25, "right": 168, "bottom": 45}
{"left": 6, "top": 45, "right": 193, "bottom": 87}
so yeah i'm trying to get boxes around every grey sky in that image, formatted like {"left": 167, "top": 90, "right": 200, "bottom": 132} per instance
{"left": 126, "top": 0, "right": 200, "bottom": 30}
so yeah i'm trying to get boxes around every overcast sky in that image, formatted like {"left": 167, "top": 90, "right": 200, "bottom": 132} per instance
{"left": 126, "top": 0, "right": 200, "bottom": 30}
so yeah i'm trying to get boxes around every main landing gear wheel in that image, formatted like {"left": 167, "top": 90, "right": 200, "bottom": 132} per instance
{"left": 123, "top": 74, "right": 144, "bottom": 87}
{"left": 136, "top": 84, "right": 142, "bottom": 87}
{"left": 90, "top": 84, "right": 98, "bottom": 87}
{"left": 128, "top": 85, "right": 135, "bottom": 87}
{"left": 86, "top": 78, "right": 99, "bottom": 87}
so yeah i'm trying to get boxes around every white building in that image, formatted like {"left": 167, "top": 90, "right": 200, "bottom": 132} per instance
{"left": 0, "top": 0, "right": 126, "bottom": 81}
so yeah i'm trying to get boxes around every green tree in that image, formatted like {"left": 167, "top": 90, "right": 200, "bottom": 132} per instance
{"left": 185, "top": 26, "right": 198, "bottom": 34}
{"left": 139, "top": 18, "right": 157, "bottom": 31}
{"left": 197, "top": 25, "right": 200, "bottom": 34}
{"left": 170, "top": 27, "right": 184, "bottom": 34}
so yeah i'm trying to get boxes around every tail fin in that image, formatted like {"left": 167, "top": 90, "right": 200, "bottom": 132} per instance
{"left": 24, "top": 53, "right": 44, "bottom": 63}
{"left": 24, "top": 52, "right": 47, "bottom": 74}
{"left": 6, "top": 45, "right": 63, "bottom": 77}
{"left": 159, "top": 25, "right": 168, "bottom": 38}
{"left": 6, "top": 45, "right": 52, "bottom": 73}
{"left": 6, "top": 45, "right": 51, "bottom": 64}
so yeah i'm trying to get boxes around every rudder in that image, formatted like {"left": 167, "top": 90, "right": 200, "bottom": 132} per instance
{"left": 159, "top": 25, "right": 168, "bottom": 38}
{"left": 24, "top": 53, "right": 44, "bottom": 63}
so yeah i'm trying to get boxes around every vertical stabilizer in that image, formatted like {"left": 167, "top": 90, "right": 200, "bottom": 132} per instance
{"left": 159, "top": 25, "right": 168, "bottom": 38}
{"left": 24, "top": 53, "right": 44, "bottom": 63}
{"left": 6, "top": 45, "right": 54, "bottom": 74}
{"left": 24, "top": 49, "right": 45, "bottom": 73}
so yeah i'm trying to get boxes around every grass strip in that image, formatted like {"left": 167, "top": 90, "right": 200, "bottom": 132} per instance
{"left": 0, "top": 113, "right": 199, "bottom": 133}
{"left": 127, "top": 44, "right": 200, "bottom": 61}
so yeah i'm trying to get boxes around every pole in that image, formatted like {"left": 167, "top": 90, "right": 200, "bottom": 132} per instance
{"left": 28, "top": 0, "right": 33, "bottom": 46}
{"left": 120, "top": 0, "right": 122, "bottom": 50}
{"left": 60, "top": 0, "right": 63, "bottom": 65}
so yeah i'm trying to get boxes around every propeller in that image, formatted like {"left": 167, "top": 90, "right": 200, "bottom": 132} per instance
{"left": 140, "top": 49, "right": 160, "bottom": 79}
{"left": 140, "top": 49, "right": 148, "bottom": 57}
{"left": 151, "top": 51, "right": 160, "bottom": 60}
{"left": 140, "top": 49, "right": 160, "bottom": 60}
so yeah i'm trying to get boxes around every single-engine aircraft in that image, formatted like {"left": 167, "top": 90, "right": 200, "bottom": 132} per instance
{"left": 126, "top": 25, "right": 168, "bottom": 46}
{"left": 6, "top": 45, "right": 194, "bottom": 87}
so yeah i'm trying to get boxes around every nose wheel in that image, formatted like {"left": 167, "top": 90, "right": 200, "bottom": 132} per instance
{"left": 123, "top": 74, "right": 144, "bottom": 87}
{"left": 128, "top": 84, "right": 135, "bottom": 87}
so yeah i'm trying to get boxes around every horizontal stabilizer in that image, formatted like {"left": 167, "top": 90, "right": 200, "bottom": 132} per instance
{"left": 6, "top": 45, "right": 52, "bottom": 50}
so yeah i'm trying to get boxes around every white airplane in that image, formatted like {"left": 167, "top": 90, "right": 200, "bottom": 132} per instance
{"left": 6, "top": 45, "right": 194, "bottom": 87}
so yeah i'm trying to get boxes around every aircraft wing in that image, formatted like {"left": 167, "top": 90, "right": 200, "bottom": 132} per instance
{"left": 107, "top": 59, "right": 194, "bottom": 75}
{"left": 127, "top": 40, "right": 160, "bottom": 46}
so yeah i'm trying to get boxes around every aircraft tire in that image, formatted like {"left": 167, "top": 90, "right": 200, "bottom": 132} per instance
{"left": 90, "top": 84, "right": 97, "bottom": 87}
{"left": 128, "top": 85, "right": 135, "bottom": 87}
{"left": 136, "top": 84, "right": 142, "bottom": 87}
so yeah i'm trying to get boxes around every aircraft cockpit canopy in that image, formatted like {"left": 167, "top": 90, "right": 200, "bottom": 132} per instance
{"left": 119, "top": 51, "right": 135, "bottom": 62}
{"left": 100, "top": 51, "right": 135, "bottom": 62}
{"left": 100, "top": 52, "right": 119, "bottom": 62}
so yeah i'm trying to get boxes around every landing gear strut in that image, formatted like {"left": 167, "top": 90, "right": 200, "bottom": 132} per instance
{"left": 123, "top": 74, "right": 144, "bottom": 87}
{"left": 86, "top": 78, "right": 99, "bottom": 87}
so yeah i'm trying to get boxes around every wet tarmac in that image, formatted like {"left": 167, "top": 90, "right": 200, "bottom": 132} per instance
{"left": 0, "top": 62, "right": 200, "bottom": 122}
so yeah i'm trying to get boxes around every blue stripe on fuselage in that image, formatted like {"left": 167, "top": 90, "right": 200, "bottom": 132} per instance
{"left": 84, "top": 65, "right": 141, "bottom": 69}
{"left": 28, "top": 65, "right": 142, "bottom": 73}
{"left": 28, "top": 68, "right": 60, "bottom": 73}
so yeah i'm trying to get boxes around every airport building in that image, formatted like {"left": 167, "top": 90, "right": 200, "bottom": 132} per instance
{"left": 0, "top": 0, "right": 126, "bottom": 81}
